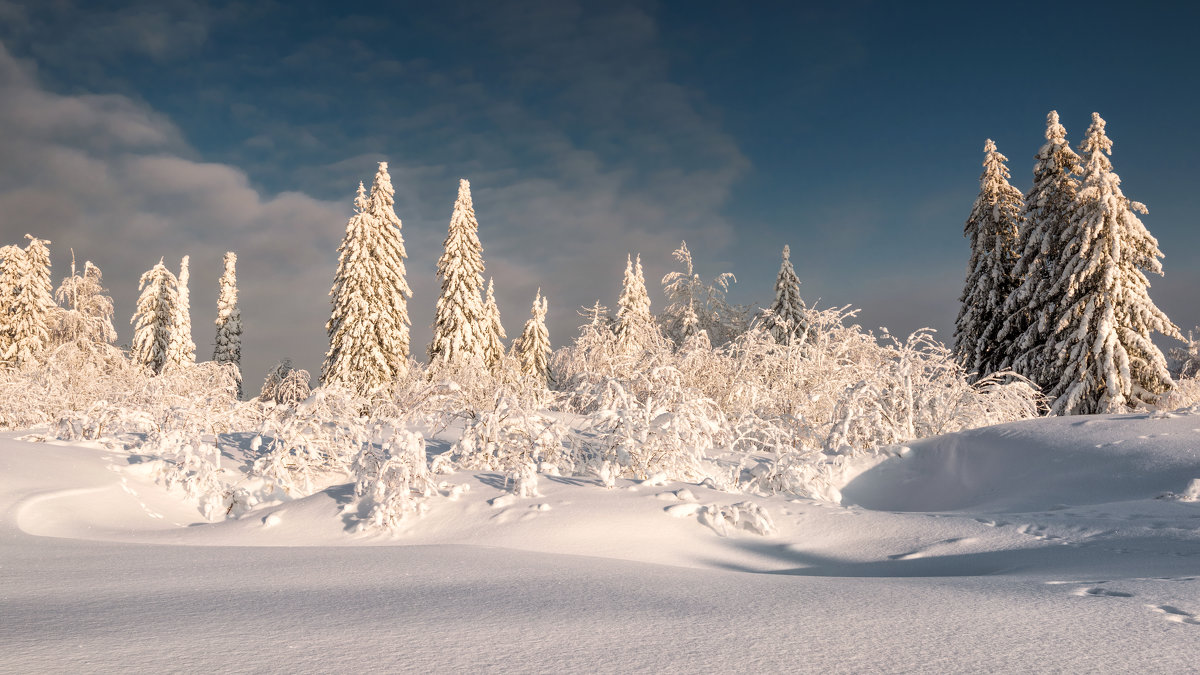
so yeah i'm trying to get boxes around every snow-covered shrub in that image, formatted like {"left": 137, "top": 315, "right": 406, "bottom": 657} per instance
{"left": 352, "top": 427, "right": 438, "bottom": 532}
{"left": 448, "top": 394, "right": 573, "bottom": 473}
{"left": 1157, "top": 376, "right": 1200, "bottom": 410}
{"left": 576, "top": 369, "right": 726, "bottom": 481}
{"left": 146, "top": 430, "right": 230, "bottom": 520}
{"left": 697, "top": 501, "right": 776, "bottom": 536}
{"left": 253, "top": 386, "right": 371, "bottom": 495}
{"left": 259, "top": 359, "right": 312, "bottom": 407}
{"left": 1168, "top": 329, "right": 1200, "bottom": 379}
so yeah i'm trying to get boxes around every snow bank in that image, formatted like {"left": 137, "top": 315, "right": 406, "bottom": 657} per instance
{"left": 843, "top": 412, "right": 1200, "bottom": 512}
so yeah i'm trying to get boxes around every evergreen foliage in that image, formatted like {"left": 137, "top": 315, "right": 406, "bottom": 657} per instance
{"left": 365, "top": 162, "right": 413, "bottom": 368}
{"left": 323, "top": 163, "right": 413, "bottom": 395}
{"left": 763, "top": 245, "right": 806, "bottom": 344}
{"left": 131, "top": 258, "right": 179, "bottom": 376}
{"left": 213, "top": 252, "right": 243, "bottom": 396}
{"left": 429, "top": 178, "right": 488, "bottom": 368}
{"left": 0, "top": 245, "right": 24, "bottom": 363}
{"left": 615, "top": 254, "right": 656, "bottom": 352}
{"left": 1000, "top": 111, "right": 1082, "bottom": 384}
{"left": 514, "top": 289, "right": 551, "bottom": 385}
{"left": 167, "top": 255, "right": 196, "bottom": 368}
{"left": 1040, "top": 113, "right": 1179, "bottom": 414}
{"left": 954, "top": 140, "right": 1024, "bottom": 377}
{"left": 482, "top": 278, "right": 506, "bottom": 370}
{"left": 2, "top": 236, "right": 55, "bottom": 368}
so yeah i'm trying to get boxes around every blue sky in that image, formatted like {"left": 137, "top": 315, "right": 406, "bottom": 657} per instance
{"left": 0, "top": 0, "right": 1196, "bottom": 382}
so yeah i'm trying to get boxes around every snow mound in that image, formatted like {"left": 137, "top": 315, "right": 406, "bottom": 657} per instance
{"left": 842, "top": 412, "right": 1200, "bottom": 512}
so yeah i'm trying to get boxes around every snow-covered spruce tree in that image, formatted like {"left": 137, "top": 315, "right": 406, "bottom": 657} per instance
{"left": 1, "top": 236, "right": 55, "bottom": 368}
{"left": 364, "top": 162, "right": 413, "bottom": 371}
{"left": 762, "top": 244, "right": 806, "bottom": 344}
{"left": 954, "top": 140, "right": 1024, "bottom": 378}
{"left": 131, "top": 258, "right": 179, "bottom": 376}
{"left": 482, "top": 277, "right": 506, "bottom": 370}
{"left": 615, "top": 254, "right": 655, "bottom": 353}
{"left": 999, "top": 111, "right": 1083, "bottom": 385}
{"left": 0, "top": 245, "right": 23, "bottom": 362}
{"left": 323, "top": 164, "right": 413, "bottom": 395}
{"left": 514, "top": 289, "right": 551, "bottom": 385}
{"left": 166, "top": 255, "right": 196, "bottom": 368}
{"left": 213, "top": 251, "right": 243, "bottom": 396}
{"left": 429, "top": 178, "right": 487, "bottom": 368}
{"left": 51, "top": 257, "right": 117, "bottom": 348}
{"left": 1040, "top": 113, "right": 1180, "bottom": 414}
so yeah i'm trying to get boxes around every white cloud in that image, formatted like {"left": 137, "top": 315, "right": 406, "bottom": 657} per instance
{"left": 0, "top": 42, "right": 344, "bottom": 384}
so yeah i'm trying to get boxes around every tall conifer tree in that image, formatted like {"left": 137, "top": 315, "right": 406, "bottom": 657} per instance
{"left": 482, "top": 278, "right": 506, "bottom": 370}
{"left": 213, "top": 251, "right": 243, "bottom": 396}
{"left": 324, "top": 164, "right": 413, "bottom": 394}
{"left": 954, "top": 140, "right": 1024, "bottom": 377}
{"left": 131, "top": 258, "right": 178, "bottom": 376}
{"left": 514, "top": 289, "right": 551, "bottom": 385}
{"left": 167, "top": 255, "right": 196, "bottom": 368}
{"left": 429, "top": 179, "right": 487, "bottom": 367}
{"left": 615, "top": 254, "right": 654, "bottom": 352}
{"left": 1000, "top": 111, "right": 1082, "bottom": 384}
{"left": 2, "top": 236, "right": 55, "bottom": 368}
{"left": 365, "top": 162, "right": 413, "bottom": 370}
{"left": 764, "top": 244, "right": 806, "bottom": 344}
{"left": 1041, "top": 113, "right": 1179, "bottom": 414}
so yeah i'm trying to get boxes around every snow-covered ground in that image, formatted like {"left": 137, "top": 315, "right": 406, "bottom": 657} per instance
{"left": 3, "top": 412, "right": 1200, "bottom": 672}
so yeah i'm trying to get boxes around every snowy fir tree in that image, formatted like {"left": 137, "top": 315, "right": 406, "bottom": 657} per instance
{"left": 52, "top": 257, "right": 117, "bottom": 347}
{"left": 429, "top": 178, "right": 488, "bottom": 368}
{"left": 131, "top": 258, "right": 179, "bottom": 376}
{"left": 364, "top": 162, "right": 413, "bottom": 368}
{"left": 1039, "top": 113, "right": 1179, "bottom": 414}
{"left": 482, "top": 278, "right": 506, "bottom": 370}
{"left": 323, "top": 164, "right": 413, "bottom": 395}
{"left": 213, "top": 252, "right": 243, "bottom": 396}
{"left": 999, "top": 111, "right": 1083, "bottom": 384}
{"left": 763, "top": 244, "right": 806, "bottom": 344}
{"left": 615, "top": 254, "right": 655, "bottom": 352}
{"left": 514, "top": 289, "right": 551, "bottom": 384}
{"left": 0, "top": 236, "right": 55, "bottom": 368}
{"left": 954, "top": 140, "right": 1024, "bottom": 378}
{"left": 0, "top": 245, "right": 25, "bottom": 365}
{"left": 166, "top": 255, "right": 196, "bottom": 368}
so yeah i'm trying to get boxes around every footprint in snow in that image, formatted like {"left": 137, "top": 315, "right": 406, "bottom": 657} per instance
{"left": 1149, "top": 605, "right": 1200, "bottom": 626}
{"left": 1076, "top": 587, "right": 1134, "bottom": 598}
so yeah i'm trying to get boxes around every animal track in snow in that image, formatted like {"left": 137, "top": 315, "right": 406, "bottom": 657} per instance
{"left": 1149, "top": 604, "right": 1200, "bottom": 625}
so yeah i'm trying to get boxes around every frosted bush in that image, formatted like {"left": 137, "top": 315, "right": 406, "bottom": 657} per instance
{"left": 697, "top": 501, "right": 776, "bottom": 536}
{"left": 252, "top": 386, "right": 371, "bottom": 496}
{"left": 449, "top": 394, "right": 573, "bottom": 473}
{"left": 352, "top": 427, "right": 439, "bottom": 532}
{"left": 577, "top": 370, "right": 726, "bottom": 481}
{"left": 147, "top": 430, "right": 230, "bottom": 520}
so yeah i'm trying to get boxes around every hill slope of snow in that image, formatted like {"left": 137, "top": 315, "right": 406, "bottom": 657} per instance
{"left": 3, "top": 412, "right": 1200, "bottom": 671}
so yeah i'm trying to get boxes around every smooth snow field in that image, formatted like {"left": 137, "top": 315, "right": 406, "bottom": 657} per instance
{"left": 3, "top": 412, "right": 1200, "bottom": 673}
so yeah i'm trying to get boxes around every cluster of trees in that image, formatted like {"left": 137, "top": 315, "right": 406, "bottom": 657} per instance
{"left": 0, "top": 236, "right": 242, "bottom": 388}
{"left": 323, "top": 164, "right": 551, "bottom": 396}
{"left": 954, "top": 111, "right": 1180, "bottom": 415}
